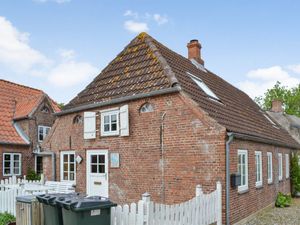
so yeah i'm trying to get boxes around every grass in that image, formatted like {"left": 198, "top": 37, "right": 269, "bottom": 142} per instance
{"left": 0, "top": 213, "right": 15, "bottom": 225}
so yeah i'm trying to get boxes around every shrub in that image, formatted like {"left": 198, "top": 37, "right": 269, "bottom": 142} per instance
{"left": 290, "top": 154, "right": 300, "bottom": 195}
{"left": 26, "top": 168, "right": 40, "bottom": 181}
{"left": 0, "top": 213, "right": 15, "bottom": 225}
{"left": 275, "top": 192, "right": 292, "bottom": 208}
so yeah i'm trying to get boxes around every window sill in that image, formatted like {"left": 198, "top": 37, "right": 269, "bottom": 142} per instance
{"left": 100, "top": 132, "right": 120, "bottom": 137}
{"left": 238, "top": 188, "right": 249, "bottom": 195}
{"left": 255, "top": 185, "right": 263, "bottom": 189}
{"left": 267, "top": 181, "right": 273, "bottom": 185}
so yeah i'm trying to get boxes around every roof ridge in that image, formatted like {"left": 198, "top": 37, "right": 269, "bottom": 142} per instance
{"left": 142, "top": 33, "right": 179, "bottom": 87}
{"left": 0, "top": 79, "right": 43, "bottom": 93}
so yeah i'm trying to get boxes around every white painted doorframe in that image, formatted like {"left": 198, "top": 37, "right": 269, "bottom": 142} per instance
{"left": 86, "top": 150, "right": 109, "bottom": 197}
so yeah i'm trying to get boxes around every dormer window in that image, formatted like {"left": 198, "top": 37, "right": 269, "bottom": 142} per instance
{"left": 187, "top": 72, "right": 220, "bottom": 100}
{"left": 140, "top": 103, "right": 154, "bottom": 113}
{"left": 41, "top": 106, "right": 50, "bottom": 113}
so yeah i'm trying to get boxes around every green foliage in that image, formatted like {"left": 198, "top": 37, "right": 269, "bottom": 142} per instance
{"left": 58, "top": 103, "right": 65, "bottom": 110}
{"left": 291, "top": 154, "right": 300, "bottom": 194}
{"left": 255, "top": 81, "right": 300, "bottom": 117}
{"left": 0, "top": 213, "right": 15, "bottom": 225}
{"left": 275, "top": 192, "right": 292, "bottom": 208}
{"left": 26, "top": 168, "right": 40, "bottom": 181}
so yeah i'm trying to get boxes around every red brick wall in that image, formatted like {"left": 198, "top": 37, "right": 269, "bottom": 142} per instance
{"left": 0, "top": 144, "right": 33, "bottom": 180}
{"left": 229, "top": 139, "right": 292, "bottom": 224}
{"left": 42, "top": 93, "right": 227, "bottom": 204}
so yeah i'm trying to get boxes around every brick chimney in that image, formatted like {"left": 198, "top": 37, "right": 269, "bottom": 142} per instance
{"left": 271, "top": 99, "right": 284, "bottom": 113}
{"left": 187, "top": 39, "right": 204, "bottom": 65}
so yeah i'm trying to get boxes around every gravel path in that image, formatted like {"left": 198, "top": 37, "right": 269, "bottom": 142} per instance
{"left": 244, "top": 198, "right": 300, "bottom": 225}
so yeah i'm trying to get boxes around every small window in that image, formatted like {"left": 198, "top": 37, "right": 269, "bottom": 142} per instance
{"left": 255, "top": 151, "right": 263, "bottom": 187}
{"left": 38, "top": 125, "right": 51, "bottom": 142}
{"left": 3, "top": 153, "right": 21, "bottom": 176}
{"left": 90, "top": 154, "right": 106, "bottom": 174}
{"left": 238, "top": 150, "right": 248, "bottom": 192}
{"left": 60, "top": 151, "right": 76, "bottom": 182}
{"left": 140, "top": 103, "right": 154, "bottom": 113}
{"left": 187, "top": 72, "right": 220, "bottom": 100}
{"left": 267, "top": 152, "right": 273, "bottom": 184}
{"left": 101, "top": 109, "right": 119, "bottom": 136}
{"left": 278, "top": 153, "right": 283, "bottom": 181}
{"left": 73, "top": 115, "right": 83, "bottom": 124}
{"left": 285, "top": 154, "right": 290, "bottom": 178}
{"left": 41, "top": 106, "right": 50, "bottom": 113}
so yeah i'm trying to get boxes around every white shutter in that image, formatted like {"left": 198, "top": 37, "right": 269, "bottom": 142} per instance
{"left": 120, "top": 104, "right": 129, "bottom": 136}
{"left": 84, "top": 112, "right": 96, "bottom": 139}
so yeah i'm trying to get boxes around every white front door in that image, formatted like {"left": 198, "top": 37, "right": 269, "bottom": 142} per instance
{"left": 86, "top": 150, "right": 109, "bottom": 197}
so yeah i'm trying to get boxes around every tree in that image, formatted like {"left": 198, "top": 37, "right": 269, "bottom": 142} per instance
{"left": 255, "top": 81, "right": 300, "bottom": 117}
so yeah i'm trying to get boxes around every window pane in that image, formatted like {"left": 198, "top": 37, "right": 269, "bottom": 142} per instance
{"left": 14, "top": 155, "right": 20, "bottom": 161}
{"left": 14, "top": 161, "right": 19, "bottom": 168}
{"left": 104, "top": 124, "right": 110, "bottom": 132}
{"left": 63, "top": 172, "right": 68, "bottom": 180}
{"left": 70, "top": 154, "right": 75, "bottom": 162}
{"left": 14, "top": 168, "right": 20, "bottom": 175}
{"left": 5, "top": 154, "right": 10, "bottom": 160}
{"left": 70, "top": 173, "right": 75, "bottom": 181}
{"left": 4, "top": 168, "right": 10, "bottom": 175}
{"left": 70, "top": 163, "right": 75, "bottom": 172}
{"left": 5, "top": 162, "right": 10, "bottom": 167}
{"left": 111, "top": 114, "right": 117, "bottom": 123}
{"left": 45, "top": 127, "right": 50, "bottom": 135}
{"left": 91, "top": 155, "right": 97, "bottom": 164}
{"left": 111, "top": 123, "right": 117, "bottom": 131}
{"left": 98, "top": 155, "right": 105, "bottom": 163}
{"left": 63, "top": 155, "right": 68, "bottom": 163}
{"left": 64, "top": 163, "right": 69, "bottom": 172}
{"left": 104, "top": 115, "right": 110, "bottom": 124}
{"left": 91, "top": 165, "right": 97, "bottom": 173}
{"left": 98, "top": 165, "right": 105, "bottom": 173}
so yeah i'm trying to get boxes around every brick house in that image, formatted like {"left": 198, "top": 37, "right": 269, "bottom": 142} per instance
{"left": 42, "top": 33, "right": 300, "bottom": 224}
{"left": 0, "top": 79, "right": 60, "bottom": 180}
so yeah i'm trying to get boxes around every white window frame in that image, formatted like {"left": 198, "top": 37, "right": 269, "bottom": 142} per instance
{"left": 38, "top": 125, "right": 51, "bottom": 142}
{"left": 60, "top": 151, "right": 76, "bottom": 183}
{"left": 267, "top": 152, "right": 273, "bottom": 184}
{"left": 100, "top": 109, "right": 120, "bottom": 136}
{"left": 255, "top": 151, "right": 263, "bottom": 187}
{"left": 278, "top": 153, "right": 283, "bottom": 181}
{"left": 285, "top": 154, "right": 290, "bottom": 179}
{"left": 3, "top": 153, "right": 22, "bottom": 176}
{"left": 238, "top": 150, "right": 248, "bottom": 192}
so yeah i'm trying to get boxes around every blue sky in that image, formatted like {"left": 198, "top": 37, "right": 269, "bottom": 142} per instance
{"left": 0, "top": 0, "right": 300, "bottom": 103}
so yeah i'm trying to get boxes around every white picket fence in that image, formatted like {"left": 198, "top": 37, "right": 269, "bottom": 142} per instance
{"left": 111, "top": 182, "right": 222, "bottom": 225}
{"left": 0, "top": 176, "right": 40, "bottom": 216}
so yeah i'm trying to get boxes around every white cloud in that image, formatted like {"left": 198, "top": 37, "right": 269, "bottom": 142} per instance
{"left": 153, "top": 14, "right": 168, "bottom": 25}
{"left": 58, "top": 49, "right": 76, "bottom": 61}
{"left": 124, "top": 10, "right": 138, "bottom": 19}
{"left": 124, "top": 20, "right": 149, "bottom": 33}
{"left": 287, "top": 64, "right": 300, "bottom": 74}
{"left": 48, "top": 61, "right": 98, "bottom": 87}
{"left": 33, "top": 0, "right": 71, "bottom": 3}
{"left": 238, "top": 65, "right": 300, "bottom": 99}
{"left": 0, "top": 16, "right": 51, "bottom": 72}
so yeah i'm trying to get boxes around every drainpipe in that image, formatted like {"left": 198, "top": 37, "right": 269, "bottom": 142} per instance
{"left": 160, "top": 112, "right": 167, "bottom": 203}
{"left": 226, "top": 132, "right": 234, "bottom": 225}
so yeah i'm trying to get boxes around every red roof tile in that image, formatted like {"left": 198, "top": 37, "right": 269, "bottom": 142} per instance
{"left": 0, "top": 79, "right": 60, "bottom": 145}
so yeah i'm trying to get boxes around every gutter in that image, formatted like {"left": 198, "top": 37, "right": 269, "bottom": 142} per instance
{"left": 33, "top": 151, "right": 56, "bottom": 181}
{"left": 0, "top": 141, "right": 30, "bottom": 146}
{"left": 56, "top": 86, "right": 181, "bottom": 116}
{"left": 226, "top": 132, "right": 234, "bottom": 225}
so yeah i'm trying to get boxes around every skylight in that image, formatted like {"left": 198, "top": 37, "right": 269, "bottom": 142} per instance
{"left": 190, "top": 59, "right": 207, "bottom": 73}
{"left": 263, "top": 113, "right": 279, "bottom": 128}
{"left": 187, "top": 72, "right": 220, "bottom": 100}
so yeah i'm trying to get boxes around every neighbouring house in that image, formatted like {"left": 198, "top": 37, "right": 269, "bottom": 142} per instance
{"left": 267, "top": 100, "right": 300, "bottom": 144}
{"left": 0, "top": 79, "right": 60, "bottom": 180}
{"left": 41, "top": 33, "right": 300, "bottom": 224}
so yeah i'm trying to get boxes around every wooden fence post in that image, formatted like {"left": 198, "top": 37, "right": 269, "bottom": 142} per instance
{"left": 142, "top": 193, "right": 151, "bottom": 225}
{"left": 216, "top": 181, "right": 222, "bottom": 225}
{"left": 196, "top": 184, "right": 203, "bottom": 197}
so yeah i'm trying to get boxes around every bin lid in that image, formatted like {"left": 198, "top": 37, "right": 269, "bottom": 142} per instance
{"left": 36, "top": 193, "right": 80, "bottom": 205}
{"left": 58, "top": 196, "right": 117, "bottom": 212}
{"left": 16, "top": 195, "right": 36, "bottom": 204}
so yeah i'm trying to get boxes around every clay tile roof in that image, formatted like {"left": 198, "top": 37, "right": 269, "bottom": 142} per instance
{"left": 63, "top": 33, "right": 300, "bottom": 149}
{"left": 0, "top": 79, "right": 60, "bottom": 145}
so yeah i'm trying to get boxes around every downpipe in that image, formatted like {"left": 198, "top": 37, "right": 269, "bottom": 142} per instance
{"left": 226, "top": 133, "right": 234, "bottom": 225}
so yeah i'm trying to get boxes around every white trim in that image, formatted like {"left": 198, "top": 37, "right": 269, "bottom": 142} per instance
{"left": 267, "top": 152, "right": 273, "bottom": 184}
{"left": 255, "top": 151, "right": 263, "bottom": 187}
{"left": 100, "top": 107, "right": 119, "bottom": 113}
{"left": 60, "top": 151, "right": 76, "bottom": 183}
{"left": 238, "top": 149, "right": 248, "bottom": 192}
{"left": 285, "top": 154, "right": 290, "bottom": 178}
{"left": 100, "top": 109, "right": 120, "bottom": 136}
{"left": 278, "top": 153, "right": 283, "bottom": 181}
{"left": 3, "top": 153, "right": 22, "bottom": 176}
{"left": 86, "top": 150, "right": 109, "bottom": 197}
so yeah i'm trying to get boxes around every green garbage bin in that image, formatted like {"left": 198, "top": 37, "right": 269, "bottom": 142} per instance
{"left": 36, "top": 193, "right": 80, "bottom": 225}
{"left": 56, "top": 196, "right": 117, "bottom": 225}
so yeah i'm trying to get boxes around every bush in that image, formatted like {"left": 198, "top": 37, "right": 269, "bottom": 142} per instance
{"left": 0, "top": 213, "right": 15, "bottom": 225}
{"left": 290, "top": 154, "right": 300, "bottom": 195}
{"left": 275, "top": 192, "right": 292, "bottom": 208}
{"left": 26, "top": 168, "right": 40, "bottom": 181}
